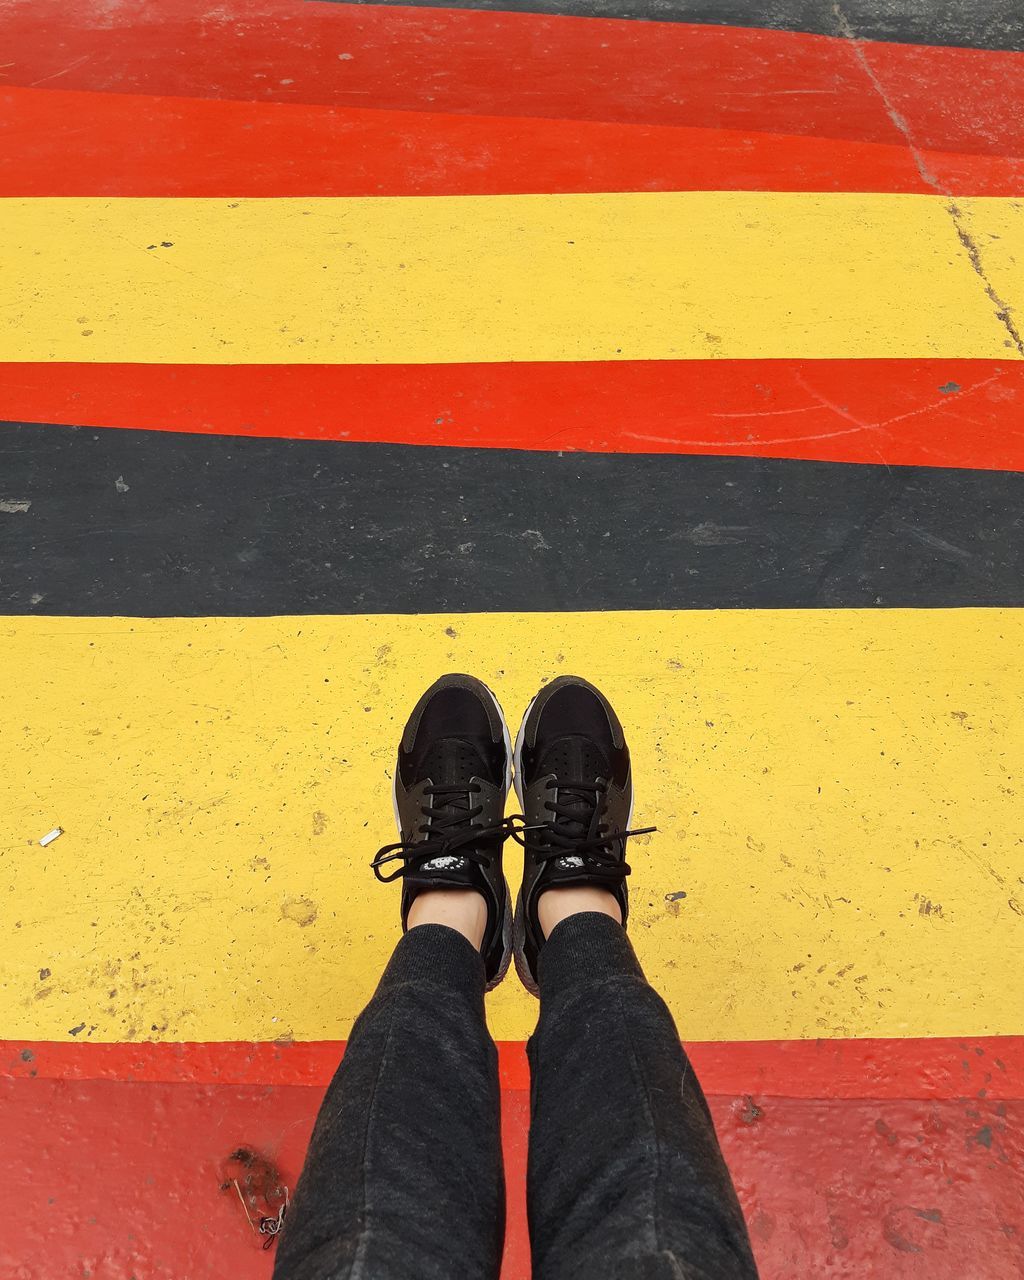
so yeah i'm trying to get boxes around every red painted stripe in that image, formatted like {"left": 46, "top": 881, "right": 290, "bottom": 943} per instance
{"left": 2, "top": 360, "right": 1021, "bottom": 472}
{"left": 868, "top": 37, "right": 1024, "bottom": 159}
{"left": 0, "top": 87, "right": 933, "bottom": 196}
{"left": 1, "top": 1077, "right": 1020, "bottom": 1278}
{"left": 5, "top": 1037, "right": 1022, "bottom": 1098}
{"left": 2, "top": 0, "right": 1021, "bottom": 162}
{"left": 2, "top": 85, "right": 1019, "bottom": 197}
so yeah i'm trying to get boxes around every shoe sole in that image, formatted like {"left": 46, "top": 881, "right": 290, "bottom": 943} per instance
{"left": 392, "top": 675, "right": 514, "bottom": 993}
{"left": 511, "top": 684, "right": 635, "bottom": 998}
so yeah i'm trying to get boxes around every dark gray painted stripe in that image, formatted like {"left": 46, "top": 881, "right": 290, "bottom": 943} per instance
{"left": 1, "top": 421, "right": 1021, "bottom": 616}
{"left": 312, "top": 0, "right": 1024, "bottom": 52}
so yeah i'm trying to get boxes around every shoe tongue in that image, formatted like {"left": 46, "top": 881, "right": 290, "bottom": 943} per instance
{"left": 406, "top": 736, "right": 487, "bottom": 881}
{"left": 540, "top": 733, "right": 607, "bottom": 798}
{"left": 538, "top": 734, "right": 608, "bottom": 846}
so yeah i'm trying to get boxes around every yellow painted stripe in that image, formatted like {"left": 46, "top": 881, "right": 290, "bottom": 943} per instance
{"left": 1, "top": 610, "right": 1021, "bottom": 1044}
{"left": 0, "top": 194, "right": 1020, "bottom": 363}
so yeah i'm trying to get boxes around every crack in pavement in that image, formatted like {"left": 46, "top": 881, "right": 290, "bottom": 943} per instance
{"left": 948, "top": 204, "right": 1024, "bottom": 356}
{"left": 832, "top": 1, "right": 1024, "bottom": 357}
{"left": 831, "top": 1, "right": 941, "bottom": 190}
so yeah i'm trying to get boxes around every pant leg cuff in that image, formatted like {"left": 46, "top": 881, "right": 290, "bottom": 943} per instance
{"left": 537, "top": 911, "right": 645, "bottom": 995}
{"left": 376, "top": 923, "right": 487, "bottom": 998}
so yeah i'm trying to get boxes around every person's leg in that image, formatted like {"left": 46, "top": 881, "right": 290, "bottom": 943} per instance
{"left": 273, "top": 917, "right": 504, "bottom": 1280}
{"left": 528, "top": 909, "right": 757, "bottom": 1280}
{"left": 512, "top": 677, "right": 758, "bottom": 1280}
{"left": 276, "top": 674, "right": 517, "bottom": 1280}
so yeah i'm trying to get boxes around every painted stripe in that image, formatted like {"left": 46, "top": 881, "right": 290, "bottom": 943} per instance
{"left": 1, "top": 360, "right": 1020, "bottom": 472}
{"left": 1, "top": 610, "right": 1021, "bottom": 1043}
{"left": 3, "top": 2, "right": 1022, "bottom": 162}
{"left": 2, "top": 1079, "right": 1021, "bottom": 1279}
{"left": 5, "top": 1038, "right": 1022, "bottom": 1099}
{"left": 7, "top": 87, "right": 1021, "bottom": 198}
{"left": 3, "top": 425, "right": 1024, "bottom": 613}
{"left": 0, "top": 194, "right": 1019, "bottom": 365}
{"left": 313, "top": 0, "right": 1024, "bottom": 51}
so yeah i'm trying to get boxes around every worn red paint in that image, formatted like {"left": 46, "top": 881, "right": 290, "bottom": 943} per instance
{"left": 3, "top": 85, "right": 1020, "bottom": 197}
{"left": 726, "top": 1093, "right": 1024, "bottom": 1276}
{"left": 5, "top": 1036, "right": 1022, "bottom": 1097}
{"left": 2, "top": 360, "right": 1021, "bottom": 472}
{"left": 1, "top": 1077, "right": 1020, "bottom": 1278}
{"left": 3, "top": 0, "right": 1023, "bottom": 165}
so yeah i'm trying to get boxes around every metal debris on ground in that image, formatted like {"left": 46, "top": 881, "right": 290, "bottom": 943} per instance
{"left": 257, "top": 1188, "right": 289, "bottom": 1248}
{"left": 221, "top": 1146, "right": 290, "bottom": 1248}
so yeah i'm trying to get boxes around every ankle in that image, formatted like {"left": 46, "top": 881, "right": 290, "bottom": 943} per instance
{"left": 537, "top": 885, "right": 622, "bottom": 940}
{"left": 407, "top": 888, "right": 489, "bottom": 951}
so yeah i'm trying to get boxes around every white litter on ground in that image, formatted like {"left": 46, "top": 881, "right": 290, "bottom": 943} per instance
{"left": 38, "top": 827, "right": 63, "bottom": 847}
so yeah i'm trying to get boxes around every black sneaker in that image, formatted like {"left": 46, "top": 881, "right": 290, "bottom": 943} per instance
{"left": 512, "top": 675, "right": 654, "bottom": 995}
{"left": 371, "top": 673, "right": 514, "bottom": 990}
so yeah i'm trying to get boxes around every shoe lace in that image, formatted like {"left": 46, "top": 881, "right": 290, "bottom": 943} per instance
{"left": 370, "top": 783, "right": 515, "bottom": 883}
{"left": 509, "top": 779, "right": 655, "bottom": 886}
